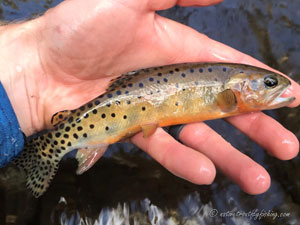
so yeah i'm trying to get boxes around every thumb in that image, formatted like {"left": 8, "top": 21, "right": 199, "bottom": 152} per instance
{"left": 148, "top": 0, "right": 223, "bottom": 11}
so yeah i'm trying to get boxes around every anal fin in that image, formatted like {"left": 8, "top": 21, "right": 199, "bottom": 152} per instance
{"left": 75, "top": 145, "right": 109, "bottom": 175}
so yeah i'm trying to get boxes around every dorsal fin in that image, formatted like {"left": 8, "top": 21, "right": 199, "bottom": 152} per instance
{"left": 50, "top": 110, "right": 71, "bottom": 127}
{"left": 106, "top": 70, "right": 142, "bottom": 91}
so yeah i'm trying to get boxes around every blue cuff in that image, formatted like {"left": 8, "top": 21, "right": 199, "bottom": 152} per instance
{"left": 0, "top": 82, "right": 24, "bottom": 167}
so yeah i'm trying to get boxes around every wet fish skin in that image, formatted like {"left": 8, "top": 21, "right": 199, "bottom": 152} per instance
{"left": 13, "top": 63, "right": 294, "bottom": 197}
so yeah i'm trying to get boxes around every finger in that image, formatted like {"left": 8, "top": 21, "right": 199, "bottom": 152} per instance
{"left": 179, "top": 122, "right": 271, "bottom": 194}
{"left": 130, "top": 128, "right": 216, "bottom": 184}
{"left": 226, "top": 112, "right": 299, "bottom": 160}
{"left": 149, "top": 0, "right": 223, "bottom": 10}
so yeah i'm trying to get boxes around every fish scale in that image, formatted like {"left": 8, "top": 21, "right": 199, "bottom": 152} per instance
{"left": 12, "top": 63, "right": 294, "bottom": 197}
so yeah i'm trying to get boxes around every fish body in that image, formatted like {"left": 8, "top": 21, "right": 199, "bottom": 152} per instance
{"left": 13, "top": 63, "right": 294, "bottom": 197}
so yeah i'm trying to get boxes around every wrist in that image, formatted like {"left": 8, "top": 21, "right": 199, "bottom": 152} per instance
{"left": 0, "top": 19, "right": 46, "bottom": 136}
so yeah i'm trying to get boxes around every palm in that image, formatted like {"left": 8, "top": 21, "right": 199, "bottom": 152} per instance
{"left": 26, "top": 0, "right": 300, "bottom": 194}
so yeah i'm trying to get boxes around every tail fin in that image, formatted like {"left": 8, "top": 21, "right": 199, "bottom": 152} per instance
{"left": 13, "top": 135, "right": 63, "bottom": 198}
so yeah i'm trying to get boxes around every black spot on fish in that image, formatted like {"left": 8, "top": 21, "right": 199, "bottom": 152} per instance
{"left": 76, "top": 118, "right": 81, "bottom": 123}
{"left": 61, "top": 146, "right": 66, "bottom": 150}
{"left": 72, "top": 124, "right": 76, "bottom": 127}
{"left": 175, "top": 102, "right": 179, "bottom": 106}
{"left": 55, "top": 132, "right": 61, "bottom": 138}
{"left": 40, "top": 136, "right": 44, "bottom": 141}
{"left": 149, "top": 77, "right": 154, "bottom": 82}
{"left": 46, "top": 139, "right": 50, "bottom": 144}
{"left": 71, "top": 109, "right": 76, "bottom": 113}
{"left": 125, "top": 91, "right": 129, "bottom": 95}
{"left": 214, "top": 78, "right": 218, "bottom": 82}
{"left": 181, "top": 73, "right": 186, "bottom": 78}
{"left": 57, "top": 149, "right": 61, "bottom": 154}
{"left": 149, "top": 91, "right": 153, "bottom": 95}
{"left": 123, "top": 115, "right": 127, "bottom": 119}
{"left": 58, "top": 114, "right": 63, "bottom": 119}
{"left": 80, "top": 106, "right": 85, "bottom": 111}
{"left": 111, "top": 113, "right": 116, "bottom": 117}
{"left": 139, "top": 83, "right": 144, "bottom": 88}
{"left": 83, "top": 113, "right": 89, "bottom": 118}
{"left": 76, "top": 112, "right": 80, "bottom": 116}
{"left": 158, "top": 72, "right": 162, "bottom": 77}
{"left": 67, "top": 142, "right": 72, "bottom": 147}
{"left": 190, "top": 68, "right": 194, "bottom": 73}
{"left": 182, "top": 88, "right": 186, "bottom": 91}
{"left": 128, "top": 83, "right": 133, "bottom": 87}
{"left": 208, "top": 68, "right": 212, "bottom": 72}
{"left": 48, "top": 133, "right": 52, "bottom": 139}
{"left": 138, "top": 96, "right": 141, "bottom": 99}
{"left": 42, "top": 152, "right": 47, "bottom": 157}
{"left": 175, "top": 68, "right": 179, "bottom": 72}
{"left": 54, "top": 140, "right": 58, "bottom": 145}
{"left": 169, "top": 70, "right": 174, "bottom": 74}
{"left": 116, "top": 90, "right": 121, "bottom": 95}
{"left": 107, "top": 93, "right": 113, "bottom": 98}
{"left": 92, "top": 109, "right": 97, "bottom": 114}
{"left": 61, "top": 140, "right": 65, "bottom": 144}
{"left": 116, "top": 100, "right": 121, "bottom": 105}
{"left": 122, "top": 85, "right": 127, "bottom": 88}
{"left": 88, "top": 103, "right": 93, "bottom": 108}
{"left": 106, "top": 103, "right": 111, "bottom": 107}
{"left": 95, "top": 100, "right": 100, "bottom": 105}
{"left": 90, "top": 124, "right": 94, "bottom": 129}
{"left": 157, "top": 80, "right": 160, "bottom": 84}
{"left": 101, "top": 113, "right": 106, "bottom": 118}
{"left": 223, "top": 67, "right": 227, "bottom": 72}
{"left": 175, "top": 83, "right": 179, "bottom": 88}
{"left": 59, "top": 123, "right": 65, "bottom": 129}
{"left": 142, "top": 106, "right": 146, "bottom": 111}
{"left": 83, "top": 133, "right": 87, "bottom": 138}
{"left": 195, "top": 81, "right": 199, "bottom": 85}
{"left": 99, "top": 95, "right": 104, "bottom": 98}
{"left": 77, "top": 126, "right": 83, "bottom": 131}
{"left": 64, "top": 134, "right": 69, "bottom": 138}
{"left": 68, "top": 117, "right": 74, "bottom": 123}
{"left": 199, "top": 68, "right": 203, "bottom": 73}
{"left": 127, "top": 100, "right": 131, "bottom": 105}
{"left": 164, "top": 78, "right": 168, "bottom": 82}
{"left": 105, "top": 126, "right": 109, "bottom": 131}
{"left": 73, "top": 133, "right": 79, "bottom": 139}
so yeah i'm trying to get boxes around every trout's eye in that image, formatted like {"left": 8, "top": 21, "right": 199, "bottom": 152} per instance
{"left": 264, "top": 75, "right": 278, "bottom": 88}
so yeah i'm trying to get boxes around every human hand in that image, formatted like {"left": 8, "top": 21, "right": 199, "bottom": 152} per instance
{"left": 1, "top": 0, "right": 299, "bottom": 194}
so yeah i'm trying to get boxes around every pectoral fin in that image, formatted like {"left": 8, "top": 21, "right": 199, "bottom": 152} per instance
{"left": 141, "top": 123, "right": 158, "bottom": 138}
{"left": 216, "top": 89, "right": 237, "bottom": 113}
{"left": 75, "top": 144, "right": 109, "bottom": 175}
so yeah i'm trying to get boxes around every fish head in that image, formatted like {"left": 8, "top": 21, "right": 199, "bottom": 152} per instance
{"left": 227, "top": 69, "right": 295, "bottom": 111}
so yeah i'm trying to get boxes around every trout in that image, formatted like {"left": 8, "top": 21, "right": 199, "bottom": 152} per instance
{"left": 13, "top": 63, "right": 295, "bottom": 197}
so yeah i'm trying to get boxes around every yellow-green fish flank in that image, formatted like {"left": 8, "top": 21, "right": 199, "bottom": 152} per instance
{"left": 13, "top": 63, "right": 295, "bottom": 197}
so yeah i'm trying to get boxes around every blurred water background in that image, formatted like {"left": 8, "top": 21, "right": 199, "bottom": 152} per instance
{"left": 0, "top": 0, "right": 300, "bottom": 225}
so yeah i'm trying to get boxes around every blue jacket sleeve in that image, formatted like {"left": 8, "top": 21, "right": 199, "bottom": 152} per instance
{"left": 0, "top": 82, "right": 24, "bottom": 167}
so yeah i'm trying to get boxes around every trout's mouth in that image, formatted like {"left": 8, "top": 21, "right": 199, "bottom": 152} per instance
{"left": 265, "top": 81, "right": 295, "bottom": 109}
